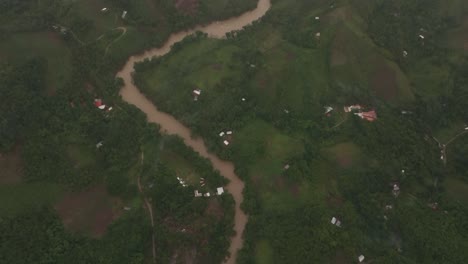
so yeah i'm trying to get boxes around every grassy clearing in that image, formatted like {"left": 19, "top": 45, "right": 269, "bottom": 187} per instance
{"left": 444, "top": 176, "right": 468, "bottom": 206}
{"left": 142, "top": 38, "right": 241, "bottom": 93}
{"left": 434, "top": 121, "right": 466, "bottom": 142}
{"left": 255, "top": 240, "right": 274, "bottom": 264}
{"left": 233, "top": 120, "right": 304, "bottom": 211}
{"left": 54, "top": 185, "right": 121, "bottom": 237}
{"left": 160, "top": 149, "right": 202, "bottom": 186}
{"left": 326, "top": 142, "right": 362, "bottom": 168}
{"left": 0, "top": 145, "right": 23, "bottom": 185}
{"left": 330, "top": 24, "right": 413, "bottom": 102}
{"left": 0, "top": 32, "right": 72, "bottom": 93}
{"left": 252, "top": 41, "right": 329, "bottom": 112}
{"left": 406, "top": 57, "right": 452, "bottom": 98}
{"left": 73, "top": 0, "right": 123, "bottom": 40}
{"left": 0, "top": 183, "right": 65, "bottom": 217}
{"left": 67, "top": 144, "right": 95, "bottom": 169}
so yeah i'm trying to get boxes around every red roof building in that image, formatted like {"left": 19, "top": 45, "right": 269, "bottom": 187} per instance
{"left": 94, "top": 99, "right": 103, "bottom": 107}
{"left": 355, "top": 110, "right": 377, "bottom": 122}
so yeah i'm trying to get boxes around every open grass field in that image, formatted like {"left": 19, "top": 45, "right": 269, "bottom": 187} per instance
{"left": 444, "top": 176, "right": 468, "bottom": 207}
{"left": 330, "top": 24, "right": 413, "bottom": 103}
{"left": 161, "top": 149, "right": 202, "bottom": 186}
{"left": 141, "top": 38, "right": 242, "bottom": 94}
{"left": 0, "top": 183, "right": 65, "bottom": 217}
{"left": 0, "top": 145, "right": 23, "bottom": 185}
{"left": 326, "top": 142, "right": 362, "bottom": 169}
{"left": 0, "top": 32, "right": 72, "bottom": 94}
{"left": 54, "top": 185, "right": 122, "bottom": 237}
{"left": 255, "top": 240, "right": 274, "bottom": 264}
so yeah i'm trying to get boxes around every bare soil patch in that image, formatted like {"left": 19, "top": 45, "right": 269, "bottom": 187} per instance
{"left": 174, "top": 0, "right": 199, "bottom": 14}
{"left": 370, "top": 59, "right": 398, "bottom": 101}
{"left": 54, "top": 185, "right": 121, "bottom": 237}
{"left": 205, "top": 199, "right": 224, "bottom": 220}
{"left": 0, "top": 145, "right": 23, "bottom": 184}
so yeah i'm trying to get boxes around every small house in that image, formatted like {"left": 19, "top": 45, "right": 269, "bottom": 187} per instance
{"left": 101, "top": 8, "right": 108, "bottom": 12}
{"left": 226, "top": 131, "right": 233, "bottom": 135}
{"left": 193, "top": 89, "right": 201, "bottom": 101}
{"left": 418, "top": 34, "right": 425, "bottom": 39}
{"left": 219, "top": 131, "right": 225, "bottom": 137}
{"left": 324, "top": 106, "right": 334, "bottom": 115}
{"left": 217, "top": 187, "right": 224, "bottom": 195}
{"left": 223, "top": 140, "right": 230, "bottom": 146}
{"left": 96, "top": 141, "right": 104, "bottom": 149}
{"left": 204, "top": 192, "right": 211, "bottom": 197}
{"left": 315, "top": 32, "right": 321, "bottom": 38}
{"left": 122, "top": 11, "right": 128, "bottom": 19}
{"left": 315, "top": 16, "right": 320, "bottom": 20}
{"left": 358, "top": 255, "right": 365, "bottom": 263}
{"left": 242, "top": 98, "right": 246, "bottom": 102}
{"left": 284, "top": 164, "right": 290, "bottom": 170}
{"left": 330, "top": 217, "right": 341, "bottom": 227}
{"left": 194, "top": 190, "right": 202, "bottom": 197}
{"left": 94, "top": 98, "right": 103, "bottom": 108}
{"left": 344, "top": 105, "right": 362, "bottom": 112}
{"left": 403, "top": 50, "right": 408, "bottom": 57}
{"left": 355, "top": 110, "right": 377, "bottom": 122}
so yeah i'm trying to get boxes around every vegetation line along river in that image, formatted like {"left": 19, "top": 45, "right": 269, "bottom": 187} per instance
{"left": 117, "top": 0, "right": 271, "bottom": 263}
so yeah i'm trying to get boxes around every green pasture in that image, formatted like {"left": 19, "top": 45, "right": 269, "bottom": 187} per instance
{"left": 161, "top": 149, "right": 202, "bottom": 186}
{"left": 0, "top": 183, "right": 65, "bottom": 216}
{"left": 255, "top": 240, "right": 274, "bottom": 264}
{"left": 0, "top": 32, "right": 72, "bottom": 93}
{"left": 142, "top": 38, "right": 241, "bottom": 93}
{"left": 444, "top": 176, "right": 468, "bottom": 206}
{"left": 330, "top": 24, "right": 413, "bottom": 103}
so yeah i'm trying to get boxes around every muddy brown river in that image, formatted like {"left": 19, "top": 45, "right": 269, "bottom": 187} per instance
{"left": 117, "top": 0, "right": 271, "bottom": 263}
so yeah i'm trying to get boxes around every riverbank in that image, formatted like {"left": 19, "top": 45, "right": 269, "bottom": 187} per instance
{"left": 117, "top": 0, "right": 271, "bottom": 262}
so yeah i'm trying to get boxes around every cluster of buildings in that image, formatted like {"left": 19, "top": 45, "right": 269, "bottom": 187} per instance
{"left": 94, "top": 98, "right": 113, "bottom": 112}
{"left": 194, "top": 187, "right": 224, "bottom": 198}
{"left": 101, "top": 7, "right": 127, "bottom": 19}
{"left": 325, "top": 104, "right": 377, "bottom": 122}
{"left": 219, "top": 130, "right": 233, "bottom": 146}
{"left": 344, "top": 104, "right": 377, "bottom": 122}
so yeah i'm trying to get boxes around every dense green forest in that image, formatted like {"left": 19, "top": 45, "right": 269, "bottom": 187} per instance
{"left": 1, "top": 0, "right": 468, "bottom": 263}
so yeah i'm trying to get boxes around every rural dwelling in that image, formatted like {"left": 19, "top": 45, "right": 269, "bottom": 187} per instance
{"left": 219, "top": 131, "right": 225, "bottom": 137}
{"left": 284, "top": 164, "right": 290, "bottom": 170}
{"left": 344, "top": 105, "right": 362, "bottom": 112}
{"left": 242, "top": 98, "right": 246, "bottom": 102}
{"left": 331, "top": 217, "right": 341, "bottom": 227}
{"left": 355, "top": 110, "right": 377, "bottom": 122}
{"left": 324, "top": 106, "right": 333, "bottom": 115}
{"left": 94, "top": 99, "right": 106, "bottom": 110}
{"left": 204, "top": 192, "right": 211, "bottom": 197}
{"left": 193, "top": 88, "right": 201, "bottom": 101}
{"left": 194, "top": 190, "right": 202, "bottom": 197}
{"left": 358, "top": 255, "right": 365, "bottom": 262}
{"left": 96, "top": 141, "right": 103, "bottom": 149}
{"left": 217, "top": 187, "right": 224, "bottom": 195}
{"left": 101, "top": 8, "right": 108, "bottom": 12}
{"left": 226, "top": 131, "right": 233, "bottom": 135}
{"left": 121, "top": 11, "right": 127, "bottom": 19}
{"left": 223, "top": 140, "right": 230, "bottom": 146}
